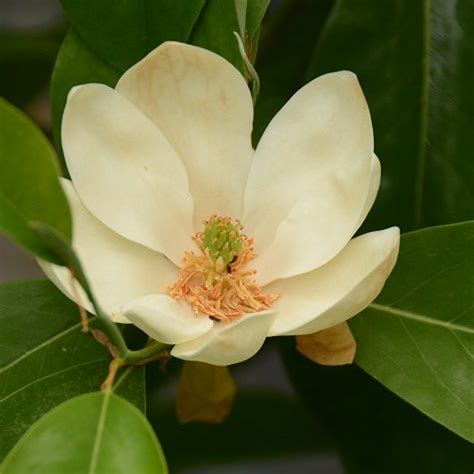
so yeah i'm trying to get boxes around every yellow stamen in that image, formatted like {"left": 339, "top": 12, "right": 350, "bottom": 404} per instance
{"left": 169, "top": 216, "right": 277, "bottom": 322}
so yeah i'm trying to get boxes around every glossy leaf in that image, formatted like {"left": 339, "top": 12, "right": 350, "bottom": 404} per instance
{"left": 0, "top": 99, "right": 71, "bottom": 263}
{"left": 350, "top": 221, "right": 474, "bottom": 442}
{"left": 281, "top": 340, "right": 474, "bottom": 474}
{"left": 305, "top": 0, "right": 474, "bottom": 231}
{"left": 59, "top": 0, "right": 206, "bottom": 71}
{"left": 2, "top": 392, "right": 167, "bottom": 474}
{"left": 0, "top": 280, "right": 144, "bottom": 459}
{"left": 50, "top": 29, "right": 120, "bottom": 172}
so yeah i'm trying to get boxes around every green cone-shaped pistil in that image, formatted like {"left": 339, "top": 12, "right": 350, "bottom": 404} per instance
{"left": 203, "top": 217, "right": 242, "bottom": 270}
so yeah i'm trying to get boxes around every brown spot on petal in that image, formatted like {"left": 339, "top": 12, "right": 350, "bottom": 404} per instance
{"left": 296, "top": 322, "right": 356, "bottom": 366}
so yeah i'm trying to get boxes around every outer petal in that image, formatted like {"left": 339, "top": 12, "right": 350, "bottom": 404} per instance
{"left": 296, "top": 322, "right": 356, "bottom": 366}
{"left": 171, "top": 311, "right": 276, "bottom": 366}
{"left": 123, "top": 294, "right": 213, "bottom": 344}
{"left": 39, "top": 180, "right": 178, "bottom": 323}
{"left": 62, "top": 83, "right": 194, "bottom": 265}
{"left": 243, "top": 71, "right": 374, "bottom": 284}
{"left": 267, "top": 227, "right": 400, "bottom": 336}
{"left": 116, "top": 42, "right": 254, "bottom": 227}
{"left": 355, "top": 154, "right": 381, "bottom": 229}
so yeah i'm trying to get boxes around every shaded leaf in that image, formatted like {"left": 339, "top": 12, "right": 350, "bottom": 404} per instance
{"left": 2, "top": 392, "right": 167, "bottom": 474}
{"left": 0, "top": 99, "right": 71, "bottom": 263}
{"left": 296, "top": 322, "right": 356, "bottom": 366}
{"left": 177, "top": 361, "right": 236, "bottom": 424}
{"left": 59, "top": 0, "right": 206, "bottom": 71}
{"left": 246, "top": 0, "right": 271, "bottom": 39}
{"left": 350, "top": 221, "right": 474, "bottom": 442}
{"left": 0, "top": 26, "right": 64, "bottom": 108}
{"left": 0, "top": 280, "right": 144, "bottom": 459}
{"left": 305, "top": 0, "right": 474, "bottom": 231}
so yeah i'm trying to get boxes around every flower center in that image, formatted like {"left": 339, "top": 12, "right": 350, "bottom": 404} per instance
{"left": 169, "top": 215, "right": 276, "bottom": 321}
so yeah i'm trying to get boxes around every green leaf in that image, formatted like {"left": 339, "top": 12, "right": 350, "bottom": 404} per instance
{"left": 281, "top": 340, "right": 474, "bottom": 474}
{"left": 190, "top": 0, "right": 269, "bottom": 71}
{"left": 233, "top": 0, "right": 269, "bottom": 56}
{"left": 2, "top": 392, "right": 167, "bottom": 474}
{"left": 0, "top": 280, "right": 144, "bottom": 460}
{"left": 246, "top": 0, "right": 270, "bottom": 39}
{"left": 234, "top": 0, "right": 247, "bottom": 38}
{"left": 0, "top": 99, "right": 71, "bottom": 263}
{"left": 305, "top": 0, "right": 474, "bottom": 231}
{"left": 349, "top": 221, "right": 474, "bottom": 442}
{"left": 186, "top": 0, "right": 241, "bottom": 67}
{"left": 50, "top": 29, "right": 121, "bottom": 172}
{"left": 59, "top": 0, "right": 206, "bottom": 71}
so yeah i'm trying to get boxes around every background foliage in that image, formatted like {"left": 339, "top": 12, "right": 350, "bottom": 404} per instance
{"left": 0, "top": 0, "right": 473, "bottom": 472}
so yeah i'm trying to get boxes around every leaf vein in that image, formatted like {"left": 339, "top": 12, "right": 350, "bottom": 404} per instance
{"left": 0, "top": 317, "right": 96, "bottom": 374}
{"left": 397, "top": 317, "right": 473, "bottom": 412}
{"left": 369, "top": 303, "right": 474, "bottom": 335}
{"left": 0, "top": 358, "right": 106, "bottom": 404}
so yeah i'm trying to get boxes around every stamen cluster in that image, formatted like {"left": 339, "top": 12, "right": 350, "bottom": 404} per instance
{"left": 169, "top": 216, "right": 276, "bottom": 321}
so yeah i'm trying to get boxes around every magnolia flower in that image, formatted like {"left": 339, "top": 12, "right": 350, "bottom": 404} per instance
{"left": 41, "top": 42, "right": 399, "bottom": 366}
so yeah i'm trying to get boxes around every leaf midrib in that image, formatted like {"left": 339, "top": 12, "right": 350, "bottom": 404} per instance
{"left": 88, "top": 390, "right": 111, "bottom": 474}
{"left": 87, "top": 368, "right": 139, "bottom": 473}
{"left": 369, "top": 302, "right": 474, "bottom": 335}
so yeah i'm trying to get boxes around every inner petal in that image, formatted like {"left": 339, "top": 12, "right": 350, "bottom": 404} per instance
{"left": 242, "top": 71, "right": 374, "bottom": 283}
{"left": 168, "top": 215, "right": 277, "bottom": 321}
{"left": 115, "top": 42, "right": 254, "bottom": 229}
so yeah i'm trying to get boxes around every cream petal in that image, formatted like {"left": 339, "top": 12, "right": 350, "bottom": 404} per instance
{"left": 62, "top": 83, "right": 194, "bottom": 265}
{"left": 116, "top": 41, "right": 254, "bottom": 228}
{"left": 267, "top": 227, "right": 400, "bottom": 336}
{"left": 123, "top": 294, "right": 213, "bottom": 344}
{"left": 355, "top": 154, "right": 381, "bottom": 229}
{"left": 243, "top": 71, "right": 374, "bottom": 284}
{"left": 171, "top": 311, "right": 276, "bottom": 366}
{"left": 39, "top": 180, "right": 179, "bottom": 323}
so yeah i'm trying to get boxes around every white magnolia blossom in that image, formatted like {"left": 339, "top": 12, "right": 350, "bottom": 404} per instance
{"left": 41, "top": 42, "right": 400, "bottom": 366}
